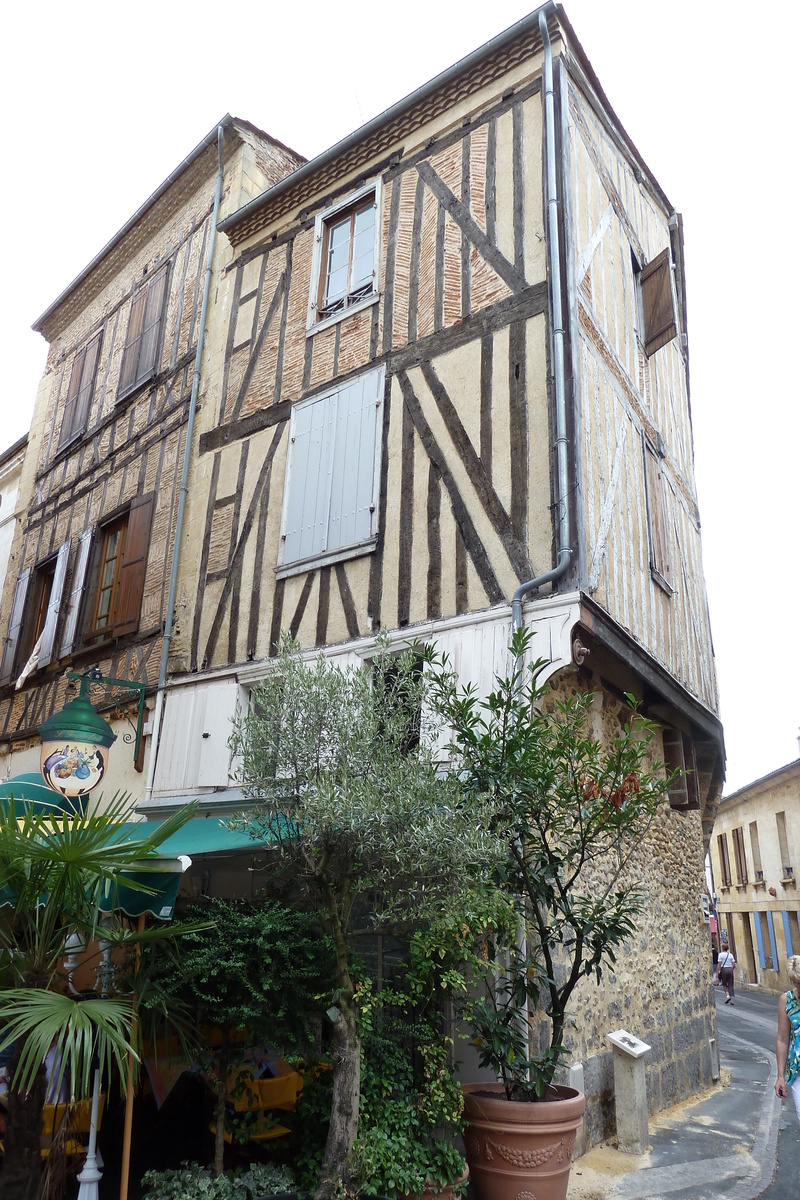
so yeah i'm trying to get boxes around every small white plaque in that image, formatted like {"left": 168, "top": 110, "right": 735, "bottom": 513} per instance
{"left": 607, "top": 1029, "right": 651, "bottom": 1058}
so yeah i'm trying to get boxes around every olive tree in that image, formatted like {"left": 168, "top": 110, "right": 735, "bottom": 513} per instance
{"left": 229, "top": 637, "right": 503, "bottom": 1200}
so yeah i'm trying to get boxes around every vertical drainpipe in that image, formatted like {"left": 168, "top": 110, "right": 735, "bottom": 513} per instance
{"left": 144, "top": 126, "right": 226, "bottom": 804}
{"left": 511, "top": 7, "right": 572, "bottom": 636}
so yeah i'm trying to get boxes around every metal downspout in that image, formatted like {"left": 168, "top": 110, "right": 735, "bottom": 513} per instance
{"left": 144, "top": 125, "right": 226, "bottom": 804}
{"left": 511, "top": 6, "right": 571, "bottom": 635}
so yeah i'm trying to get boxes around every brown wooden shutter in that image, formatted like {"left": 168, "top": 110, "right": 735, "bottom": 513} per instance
{"left": 641, "top": 248, "right": 677, "bottom": 356}
{"left": 138, "top": 269, "right": 168, "bottom": 379}
{"left": 38, "top": 540, "right": 71, "bottom": 668}
{"left": 113, "top": 494, "right": 155, "bottom": 636}
{"left": 0, "top": 567, "right": 31, "bottom": 682}
{"left": 59, "top": 349, "right": 86, "bottom": 448}
{"left": 71, "top": 333, "right": 102, "bottom": 436}
{"left": 717, "top": 833, "right": 732, "bottom": 887}
{"left": 59, "top": 527, "right": 94, "bottom": 657}
{"left": 118, "top": 290, "right": 148, "bottom": 396}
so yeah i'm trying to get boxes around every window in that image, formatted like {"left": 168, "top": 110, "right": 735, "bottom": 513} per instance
{"left": 634, "top": 246, "right": 678, "bottom": 357}
{"left": 84, "top": 495, "right": 155, "bottom": 641}
{"left": 717, "top": 832, "right": 732, "bottom": 888}
{"left": 307, "top": 181, "right": 380, "bottom": 332}
{"left": 59, "top": 332, "right": 102, "bottom": 448}
{"left": 278, "top": 366, "right": 385, "bottom": 576}
{"left": 661, "top": 726, "right": 699, "bottom": 809}
{"left": 731, "top": 826, "right": 748, "bottom": 886}
{"left": 0, "top": 541, "right": 70, "bottom": 684}
{"left": 749, "top": 821, "right": 763, "bottom": 881}
{"left": 643, "top": 436, "right": 671, "bottom": 591}
{"left": 118, "top": 268, "right": 168, "bottom": 398}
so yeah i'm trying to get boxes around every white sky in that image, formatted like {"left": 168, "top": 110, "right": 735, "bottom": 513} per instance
{"left": 2, "top": 1, "right": 798, "bottom": 794}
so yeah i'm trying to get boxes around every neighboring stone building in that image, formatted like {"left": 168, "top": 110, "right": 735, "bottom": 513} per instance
{"left": 0, "top": 117, "right": 303, "bottom": 791}
{"left": 0, "top": 435, "right": 27, "bottom": 623}
{"left": 711, "top": 758, "right": 800, "bottom": 994}
{"left": 132, "top": 2, "right": 724, "bottom": 1143}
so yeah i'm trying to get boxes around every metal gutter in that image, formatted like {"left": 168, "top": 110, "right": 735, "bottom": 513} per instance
{"left": 33, "top": 115, "right": 237, "bottom": 332}
{"left": 220, "top": 2, "right": 559, "bottom": 236}
{"left": 511, "top": 7, "right": 571, "bottom": 633}
{"left": 143, "top": 125, "right": 226, "bottom": 806}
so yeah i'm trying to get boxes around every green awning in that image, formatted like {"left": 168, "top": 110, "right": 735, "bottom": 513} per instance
{"left": 0, "top": 772, "right": 86, "bottom": 816}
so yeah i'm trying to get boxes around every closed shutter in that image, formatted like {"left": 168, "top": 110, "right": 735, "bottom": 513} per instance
{"left": 280, "top": 365, "right": 383, "bottom": 568}
{"left": 59, "top": 352, "right": 86, "bottom": 448}
{"left": 328, "top": 372, "right": 381, "bottom": 550}
{"left": 281, "top": 394, "right": 336, "bottom": 564}
{"left": 71, "top": 333, "right": 102, "bottom": 437}
{"left": 0, "top": 567, "right": 31, "bottom": 682}
{"left": 643, "top": 440, "right": 669, "bottom": 581}
{"left": 113, "top": 494, "right": 155, "bottom": 636}
{"left": 59, "top": 527, "right": 94, "bottom": 656}
{"left": 641, "top": 248, "right": 677, "bottom": 356}
{"left": 119, "top": 290, "right": 148, "bottom": 395}
{"left": 38, "top": 540, "right": 71, "bottom": 668}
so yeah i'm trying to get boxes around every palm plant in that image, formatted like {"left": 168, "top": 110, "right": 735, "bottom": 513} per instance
{"left": 0, "top": 789, "right": 195, "bottom": 1200}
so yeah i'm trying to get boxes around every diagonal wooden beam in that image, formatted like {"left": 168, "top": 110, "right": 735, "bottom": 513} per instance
{"left": 398, "top": 372, "right": 503, "bottom": 605}
{"left": 419, "top": 362, "right": 532, "bottom": 582}
{"left": 228, "top": 271, "right": 286, "bottom": 422}
{"left": 416, "top": 160, "right": 527, "bottom": 294}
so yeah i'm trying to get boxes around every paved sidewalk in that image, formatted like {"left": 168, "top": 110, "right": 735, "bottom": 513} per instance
{"left": 567, "top": 1031, "right": 783, "bottom": 1200}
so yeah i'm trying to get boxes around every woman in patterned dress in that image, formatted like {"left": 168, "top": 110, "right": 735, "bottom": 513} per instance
{"left": 775, "top": 954, "right": 800, "bottom": 1124}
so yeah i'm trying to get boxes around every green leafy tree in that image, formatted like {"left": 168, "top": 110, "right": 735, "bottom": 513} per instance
{"left": 146, "top": 897, "right": 330, "bottom": 1176}
{"left": 0, "top": 792, "right": 196, "bottom": 1200}
{"left": 229, "top": 637, "right": 503, "bottom": 1199}
{"left": 430, "top": 627, "right": 675, "bottom": 1099}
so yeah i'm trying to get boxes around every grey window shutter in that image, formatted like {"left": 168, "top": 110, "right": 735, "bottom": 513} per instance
{"left": 328, "top": 372, "right": 381, "bottom": 551}
{"left": 38, "top": 540, "right": 71, "bottom": 668}
{"left": 281, "top": 396, "right": 335, "bottom": 564}
{"left": 0, "top": 567, "right": 32, "bottom": 683}
{"left": 59, "top": 527, "right": 94, "bottom": 657}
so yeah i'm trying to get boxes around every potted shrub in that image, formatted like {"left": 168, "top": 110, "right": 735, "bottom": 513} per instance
{"left": 431, "top": 629, "right": 675, "bottom": 1200}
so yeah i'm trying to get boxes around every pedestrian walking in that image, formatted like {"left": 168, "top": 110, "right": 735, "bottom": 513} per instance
{"left": 775, "top": 954, "right": 800, "bottom": 1124}
{"left": 718, "top": 944, "right": 736, "bottom": 1003}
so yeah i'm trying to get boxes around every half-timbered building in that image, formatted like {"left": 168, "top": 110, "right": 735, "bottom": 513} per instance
{"left": 133, "top": 3, "right": 725, "bottom": 1140}
{"left": 0, "top": 117, "right": 303, "bottom": 794}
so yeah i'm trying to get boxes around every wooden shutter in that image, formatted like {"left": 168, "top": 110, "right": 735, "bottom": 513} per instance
{"left": 71, "top": 333, "right": 102, "bottom": 436}
{"left": 643, "top": 439, "right": 670, "bottom": 582}
{"left": 118, "top": 290, "right": 148, "bottom": 396}
{"left": 113, "top": 494, "right": 155, "bottom": 636}
{"left": 328, "top": 371, "right": 381, "bottom": 551}
{"left": 0, "top": 567, "right": 31, "bottom": 682}
{"left": 137, "top": 269, "right": 167, "bottom": 379}
{"left": 280, "top": 393, "right": 335, "bottom": 565}
{"left": 59, "top": 526, "right": 94, "bottom": 657}
{"left": 641, "top": 248, "right": 677, "bottom": 356}
{"left": 662, "top": 726, "right": 689, "bottom": 808}
{"left": 38, "top": 540, "right": 71, "bottom": 668}
{"left": 732, "top": 827, "right": 748, "bottom": 885}
{"left": 717, "top": 833, "right": 732, "bottom": 887}
{"left": 59, "top": 350, "right": 86, "bottom": 448}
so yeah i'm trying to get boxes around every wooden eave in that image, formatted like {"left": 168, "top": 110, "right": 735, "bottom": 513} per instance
{"left": 220, "top": 7, "right": 561, "bottom": 247}
{"left": 33, "top": 117, "right": 303, "bottom": 342}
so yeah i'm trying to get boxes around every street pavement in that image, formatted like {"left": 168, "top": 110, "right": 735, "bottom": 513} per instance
{"left": 566, "top": 987, "right": 799, "bottom": 1200}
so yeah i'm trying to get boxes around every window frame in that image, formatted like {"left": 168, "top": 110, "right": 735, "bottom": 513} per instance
{"left": 277, "top": 365, "right": 385, "bottom": 579}
{"left": 306, "top": 180, "right": 381, "bottom": 335}
{"left": 83, "top": 494, "right": 155, "bottom": 643}
{"left": 117, "top": 267, "right": 169, "bottom": 401}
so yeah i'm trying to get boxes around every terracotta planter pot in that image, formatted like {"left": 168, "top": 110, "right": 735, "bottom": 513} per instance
{"left": 463, "top": 1083, "right": 585, "bottom": 1200}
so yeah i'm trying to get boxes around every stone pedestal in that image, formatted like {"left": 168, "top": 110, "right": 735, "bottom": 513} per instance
{"left": 607, "top": 1028, "right": 651, "bottom": 1154}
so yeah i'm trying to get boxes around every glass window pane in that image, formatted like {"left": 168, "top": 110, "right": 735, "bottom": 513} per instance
{"left": 329, "top": 217, "right": 351, "bottom": 248}
{"left": 326, "top": 266, "right": 348, "bottom": 303}
{"left": 353, "top": 204, "right": 374, "bottom": 235}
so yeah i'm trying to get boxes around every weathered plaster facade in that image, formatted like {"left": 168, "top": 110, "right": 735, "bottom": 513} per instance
{"left": 711, "top": 759, "right": 800, "bottom": 994}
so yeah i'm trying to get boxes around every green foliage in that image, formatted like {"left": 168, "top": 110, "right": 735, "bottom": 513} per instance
{"left": 147, "top": 897, "right": 329, "bottom": 1051}
{"left": 0, "top": 790, "right": 199, "bottom": 1099}
{"left": 141, "top": 1160, "right": 295, "bottom": 1200}
{"left": 430, "top": 626, "right": 676, "bottom": 1099}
